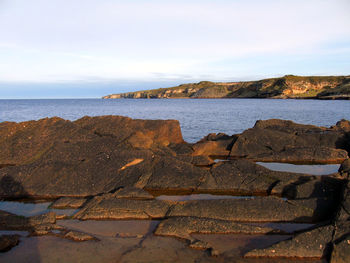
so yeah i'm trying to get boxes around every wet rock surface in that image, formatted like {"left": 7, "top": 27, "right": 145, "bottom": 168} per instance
{"left": 0, "top": 116, "right": 349, "bottom": 262}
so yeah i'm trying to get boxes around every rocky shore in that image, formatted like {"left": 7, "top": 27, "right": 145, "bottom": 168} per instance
{"left": 103, "top": 75, "right": 350, "bottom": 100}
{"left": 0, "top": 116, "right": 349, "bottom": 262}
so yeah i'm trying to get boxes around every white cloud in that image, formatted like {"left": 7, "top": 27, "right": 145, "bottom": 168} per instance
{"left": 0, "top": 0, "right": 349, "bottom": 82}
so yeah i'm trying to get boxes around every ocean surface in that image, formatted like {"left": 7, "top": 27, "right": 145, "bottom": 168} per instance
{"left": 0, "top": 99, "right": 349, "bottom": 142}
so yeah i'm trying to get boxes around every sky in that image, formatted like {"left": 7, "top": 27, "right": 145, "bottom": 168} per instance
{"left": 0, "top": 0, "right": 349, "bottom": 98}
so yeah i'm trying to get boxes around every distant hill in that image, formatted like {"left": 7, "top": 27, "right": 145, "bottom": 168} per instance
{"left": 102, "top": 75, "right": 350, "bottom": 100}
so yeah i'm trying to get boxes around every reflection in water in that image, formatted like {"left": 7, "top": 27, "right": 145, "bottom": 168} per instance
{"left": 57, "top": 220, "right": 160, "bottom": 238}
{"left": 256, "top": 162, "right": 340, "bottom": 175}
{"left": 156, "top": 194, "right": 254, "bottom": 201}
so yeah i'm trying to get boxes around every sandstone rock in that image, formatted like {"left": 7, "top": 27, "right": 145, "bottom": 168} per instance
{"left": 114, "top": 186, "right": 154, "bottom": 200}
{"left": 154, "top": 217, "right": 284, "bottom": 242}
{"left": 191, "top": 155, "right": 215, "bottom": 166}
{"left": 245, "top": 225, "right": 334, "bottom": 258}
{"left": 199, "top": 159, "right": 303, "bottom": 195}
{"left": 0, "top": 235, "right": 20, "bottom": 252}
{"left": 167, "top": 197, "right": 328, "bottom": 223}
{"left": 0, "top": 116, "right": 185, "bottom": 199}
{"left": 145, "top": 156, "right": 210, "bottom": 194}
{"left": 230, "top": 119, "right": 349, "bottom": 163}
{"left": 192, "top": 133, "right": 236, "bottom": 157}
{"left": 64, "top": 230, "right": 97, "bottom": 242}
{"left": 74, "top": 195, "right": 171, "bottom": 220}
{"left": 51, "top": 197, "right": 87, "bottom": 209}
{"left": 74, "top": 115, "right": 184, "bottom": 147}
{"left": 331, "top": 236, "right": 350, "bottom": 263}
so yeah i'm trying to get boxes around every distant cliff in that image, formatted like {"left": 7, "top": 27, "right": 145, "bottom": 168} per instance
{"left": 102, "top": 75, "right": 350, "bottom": 100}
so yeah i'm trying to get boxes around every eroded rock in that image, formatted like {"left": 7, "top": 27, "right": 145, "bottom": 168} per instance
{"left": 74, "top": 195, "right": 171, "bottom": 220}
{"left": 245, "top": 225, "right": 334, "bottom": 259}
{"left": 167, "top": 197, "right": 328, "bottom": 223}
{"left": 230, "top": 119, "right": 349, "bottom": 163}
{"left": 154, "top": 217, "right": 284, "bottom": 243}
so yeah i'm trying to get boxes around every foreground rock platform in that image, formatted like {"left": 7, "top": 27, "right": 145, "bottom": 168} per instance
{"left": 0, "top": 115, "right": 349, "bottom": 262}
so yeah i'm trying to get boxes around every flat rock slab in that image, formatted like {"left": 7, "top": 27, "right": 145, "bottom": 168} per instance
{"left": 167, "top": 197, "right": 329, "bottom": 223}
{"left": 245, "top": 225, "right": 334, "bottom": 259}
{"left": 199, "top": 159, "right": 310, "bottom": 196}
{"left": 145, "top": 156, "right": 210, "bottom": 192}
{"left": 51, "top": 197, "right": 87, "bottom": 209}
{"left": 114, "top": 186, "right": 154, "bottom": 200}
{"left": 154, "top": 217, "right": 285, "bottom": 243}
{"left": 74, "top": 196, "right": 171, "bottom": 220}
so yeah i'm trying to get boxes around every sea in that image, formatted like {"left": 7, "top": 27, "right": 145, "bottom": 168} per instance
{"left": 0, "top": 98, "right": 349, "bottom": 143}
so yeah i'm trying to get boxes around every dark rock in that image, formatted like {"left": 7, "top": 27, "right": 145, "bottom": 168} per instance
{"left": 245, "top": 225, "right": 334, "bottom": 258}
{"left": 145, "top": 156, "right": 210, "bottom": 194}
{"left": 74, "top": 115, "right": 184, "bottom": 148}
{"left": 114, "top": 186, "right": 154, "bottom": 200}
{"left": 199, "top": 159, "right": 304, "bottom": 195}
{"left": 230, "top": 119, "right": 349, "bottom": 163}
{"left": 192, "top": 133, "right": 236, "bottom": 157}
{"left": 51, "top": 197, "right": 87, "bottom": 209}
{"left": 0, "top": 116, "right": 185, "bottom": 199}
{"left": 167, "top": 197, "right": 328, "bottom": 223}
{"left": 154, "top": 217, "right": 284, "bottom": 242}
{"left": 331, "top": 236, "right": 350, "bottom": 263}
{"left": 191, "top": 155, "right": 214, "bottom": 166}
{"left": 0, "top": 235, "right": 20, "bottom": 252}
{"left": 74, "top": 194, "right": 170, "bottom": 220}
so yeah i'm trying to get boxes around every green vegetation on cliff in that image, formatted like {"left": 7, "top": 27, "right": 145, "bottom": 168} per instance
{"left": 103, "top": 75, "right": 350, "bottom": 100}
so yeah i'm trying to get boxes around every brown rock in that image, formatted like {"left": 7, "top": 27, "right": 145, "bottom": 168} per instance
{"left": 154, "top": 217, "right": 284, "bottom": 242}
{"left": 192, "top": 133, "right": 236, "bottom": 157}
{"left": 0, "top": 116, "right": 184, "bottom": 199}
{"left": 114, "top": 186, "right": 154, "bottom": 200}
{"left": 64, "top": 230, "right": 97, "bottom": 242}
{"left": 74, "top": 195, "right": 170, "bottom": 220}
{"left": 245, "top": 225, "right": 334, "bottom": 258}
{"left": 230, "top": 119, "right": 349, "bottom": 163}
{"left": 51, "top": 197, "right": 87, "bottom": 209}
{"left": 0, "top": 235, "right": 20, "bottom": 252}
{"left": 167, "top": 197, "right": 328, "bottom": 223}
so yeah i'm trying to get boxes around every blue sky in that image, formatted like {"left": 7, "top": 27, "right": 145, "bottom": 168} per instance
{"left": 0, "top": 0, "right": 349, "bottom": 98}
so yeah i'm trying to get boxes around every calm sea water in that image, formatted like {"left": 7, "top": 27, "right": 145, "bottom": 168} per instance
{"left": 0, "top": 99, "right": 349, "bottom": 142}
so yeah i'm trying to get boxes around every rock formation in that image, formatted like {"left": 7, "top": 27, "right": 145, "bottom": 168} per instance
{"left": 0, "top": 115, "right": 350, "bottom": 262}
{"left": 103, "top": 75, "right": 350, "bottom": 100}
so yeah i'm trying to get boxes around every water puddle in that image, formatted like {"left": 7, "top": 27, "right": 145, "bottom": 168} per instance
{"left": 57, "top": 220, "right": 160, "bottom": 238}
{"left": 0, "top": 230, "right": 28, "bottom": 237}
{"left": 156, "top": 194, "right": 255, "bottom": 201}
{"left": 256, "top": 162, "right": 340, "bottom": 175}
{"left": 0, "top": 201, "right": 79, "bottom": 217}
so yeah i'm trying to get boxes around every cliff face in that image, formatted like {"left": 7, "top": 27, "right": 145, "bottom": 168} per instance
{"left": 102, "top": 75, "right": 350, "bottom": 99}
